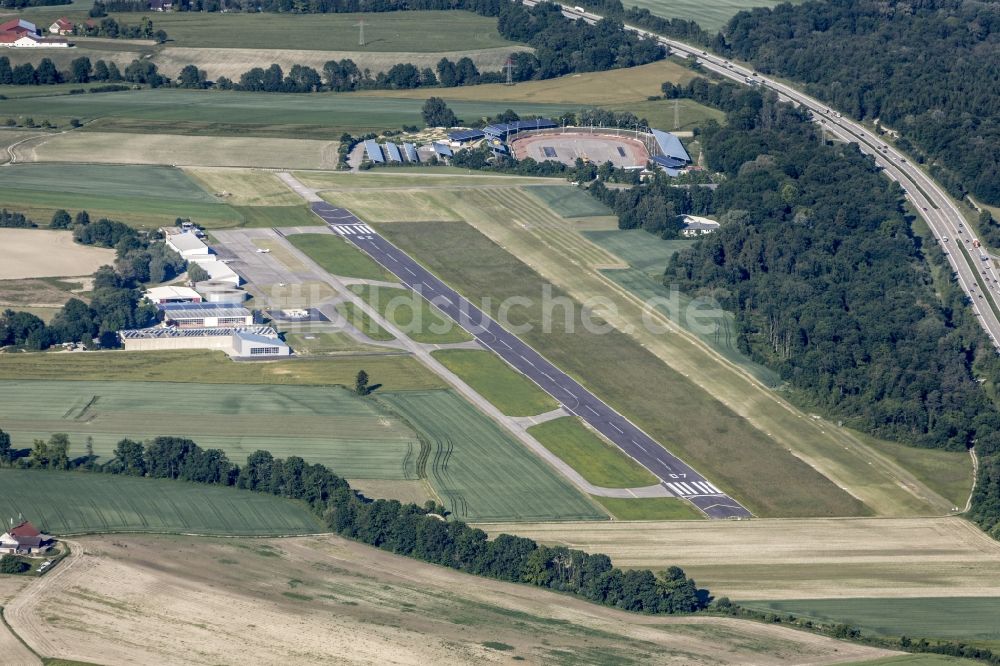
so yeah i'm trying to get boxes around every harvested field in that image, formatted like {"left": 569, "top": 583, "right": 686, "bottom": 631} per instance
{"left": 0, "top": 277, "right": 88, "bottom": 309}
{"left": 16, "top": 132, "right": 340, "bottom": 170}
{"left": 152, "top": 45, "right": 530, "bottom": 80}
{"left": 593, "top": 496, "right": 705, "bottom": 520}
{"left": 183, "top": 168, "right": 303, "bottom": 206}
{"left": 353, "top": 59, "right": 696, "bottom": 104}
{"left": 0, "top": 350, "right": 445, "bottom": 390}
{"left": 477, "top": 517, "right": 1000, "bottom": 600}
{"left": 0, "top": 469, "right": 324, "bottom": 535}
{"left": 348, "top": 478, "right": 436, "bottom": 506}
{"left": 0, "top": 229, "right": 114, "bottom": 280}
{"left": 0, "top": 129, "right": 43, "bottom": 164}
{"left": 294, "top": 170, "right": 559, "bottom": 190}
{"left": 0, "top": 380, "right": 421, "bottom": 477}
{"left": 4, "top": 533, "right": 896, "bottom": 665}
{"left": 377, "top": 390, "right": 604, "bottom": 521}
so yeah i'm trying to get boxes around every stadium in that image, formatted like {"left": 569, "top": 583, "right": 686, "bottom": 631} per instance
{"left": 447, "top": 120, "right": 692, "bottom": 174}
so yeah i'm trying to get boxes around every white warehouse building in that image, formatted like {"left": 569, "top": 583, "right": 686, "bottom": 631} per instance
{"left": 119, "top": 326, "right": 290, "bottom": 358}
{"left": 160, "top": 303, "right": 254, "bottom": 328}
{"left": 165, "top": 231, "right": 211, "bottom": 259}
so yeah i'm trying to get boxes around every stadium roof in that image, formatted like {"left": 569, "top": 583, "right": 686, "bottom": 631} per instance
{"left": 483, "top": 118, "right": 557, "bottom": 138}
{"left": 384, "top": 142, "right": 402, "bottom": 162}
{"left": 364, "top": 139, "right": 384, "bottom": 163}
{"left": 447, "top": 129, "right": 485, "bottom": 142}
{"left": 402, "top": 142, "right": 419, "bottom": 162}
{"left": 432, "top": 142, "right": 453, "bottom": 157}
{"left": 651, "top": 129, "right": 691, "bottom": 163}
{"left": 652, "top": 154, "right": 688, "bottom": 169}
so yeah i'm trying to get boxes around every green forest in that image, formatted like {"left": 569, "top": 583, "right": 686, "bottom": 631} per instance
{"left": 590, "top": 78, "right": 1000, "bottom": 539}
{"left": 719, "top": 0, "right": 999, "bottom": 206}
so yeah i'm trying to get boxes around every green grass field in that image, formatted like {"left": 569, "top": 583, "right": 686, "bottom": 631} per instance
{"left": 528, "top": 417, "right": 658, "bottom": 488}
{"left": 431, "top": 349, "right": 557, "bottom": 417}
{"left": 0, "top": 350, "right": 445, "bottom": 390}
{"left": 336, "top": 301, "right": 396, "bottom": 341}
{"left": 591, "top": 496, "right": 704, "bottom": 520}
{"left": 287, "top": 233, "right": 396, "bottom": 281}
{"left": 524, "top": 186, "right": 613, "bottom": 218}
{"left": 603, "top": 97, "right": 726, "bottom": 132}
{"left": 741, "top": 598, "right": 1000, "bottom": 647}
{"left": 377, "top": 390, "right": 604, "bottom": 521}
{"left": 0, "top": 163, "right": 242, "bottom": 228}
{"left": 377, "top": 221, "right": 869, "bottom": 518}
{"left": 282, "top": 331, "right": 388, "bottom": 355}
{"left": 0, "top": 380, "right": 422, "bottom": 478}
{"left": 350, "top": 285, "right": 473, "bottom": 344}
{"left": 0, "top": 469, "right": 324, "bottom": 536}
{"left": 113, "top": 10, "right": 515, "bottom": 52}
{"left": 625, "top": 0, "right": 804, "bottom": 32}
{"left": 235, "top": 205, "right": 324, "bottom": 228}
{"left": 0, "top": 89, "right": 580, "bottom": 138}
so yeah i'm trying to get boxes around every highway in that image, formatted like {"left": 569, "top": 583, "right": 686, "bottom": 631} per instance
{"left": 538, "top": 0, "right": 1000, "bottom": 349}
{"left": 312, "top": 202, "right": 753, "bottom": 519}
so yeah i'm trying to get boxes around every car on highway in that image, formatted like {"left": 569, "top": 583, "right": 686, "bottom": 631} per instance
{"left": 943, "top": 236, "right": 949, "bottom": 242}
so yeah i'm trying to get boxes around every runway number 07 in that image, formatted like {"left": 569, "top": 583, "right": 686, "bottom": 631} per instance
{"left": 669, "top": 473, "right": 687, "bottom": 479}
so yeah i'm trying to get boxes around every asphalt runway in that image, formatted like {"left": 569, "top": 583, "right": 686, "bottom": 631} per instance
{"left": 311, "top": 202, "right": 752, "bottom": 519}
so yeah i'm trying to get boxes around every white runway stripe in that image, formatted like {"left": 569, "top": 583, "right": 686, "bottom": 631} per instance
{"left": 704, "top": 481, "right": 721, "bottom": 493}
{"left": 677, "top": 482, "right": 696, "bottom": 494}
{"left": 666, "top": 482, "right": 686, "bottom": 495}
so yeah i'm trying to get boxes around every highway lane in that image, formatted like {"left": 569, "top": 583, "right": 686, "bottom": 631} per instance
{"left": 546, "top": 0, "right": 1000, "bottom": 348}
{"left": 312, "top": 202, "right": 753, "bottom": 519}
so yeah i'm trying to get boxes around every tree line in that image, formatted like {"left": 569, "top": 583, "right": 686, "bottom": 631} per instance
{"left": 0, "top": 209, "right": 186, "bottom": 350}
{"left": 0, "top": 428, "right": 709, "bottom": 616}
{"left": 0, "top": 56, "right": 164, "bottom": 87}
{"left": 715, "top": 0, "right": 999, "bottom": 207}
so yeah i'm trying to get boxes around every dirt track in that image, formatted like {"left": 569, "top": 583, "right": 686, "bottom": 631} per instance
{"left": 4, "top": 534, "right": 896, "bottom": 665}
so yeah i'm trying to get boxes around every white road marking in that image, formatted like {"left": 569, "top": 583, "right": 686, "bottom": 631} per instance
{"left": 666, "top": 482, "right": 686, "bottom": 495}
{"left": 404, "top": 267, "right": 416, "bottom": 276}
{"left": 692, "top": 481, "right": 714, "bottom": 494}
{"left": 705, "top": 481, "right": 721, "bottom": 493}
{"left": 609, "top": 423, "right": 624, "bottom": 434}
{"left": 500, "top": 340, "right": 512, "bottom": 349}
{"left": 585, "top": 405, "right": 599, "bottom": 416}
{"left": 631, "top": 439, "right": 648, "bottom": 453}
{"left": 677, "top": 482, "right": 697, "bottom": 495}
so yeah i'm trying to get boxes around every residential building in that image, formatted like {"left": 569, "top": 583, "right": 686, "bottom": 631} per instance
{"left": 0, "top": 521, "right": 53, "bottom": 555}
{"left": 49, "top": 18, "right": 74, "bottom": 35}
{"left": 680, "top": 214, "right": 720, "bottom": 237}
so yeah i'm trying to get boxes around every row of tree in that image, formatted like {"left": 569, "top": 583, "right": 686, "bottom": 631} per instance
{"left": 0, "top": 56, "right": 162, "bottom": 87}
{"left": 0, "top": 209, "right": 36, "bottom": 228}
{"left": 77, "top": 15, "right": 168, "bottom": 41}
{"left": 0, "top": 429, "right": 709, "bottom": 615}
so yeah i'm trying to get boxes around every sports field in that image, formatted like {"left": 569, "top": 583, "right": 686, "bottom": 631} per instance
{"left": 528, "top": 417, "right": 658, "bottom": 488}
{"left": 377, "top": 390, "right": 604, "bottom": 521}
{"left": 0, "top": 229, "right": 114, "bottom": 280}
{"left": 431, "top": 349, "right": 557, "bottom": 416}
{"left": 0, "top": 89, "right": 578, "bottom": 138}
{"left": 741, "top": 598, "right": 1000, "bottom": 646}
{"left": 377, "top": 220, "right": 867, "bottom": 517}
{"left": 349, "top": 285, "right": 473, "bottom": 344}
{"left": 0, "top": 380, "right": 422, "bottom": 478}
{"left": 0, "top": 469, "right": 324, "bottom": 536}
{"left": 626, "top": 0, "right": 805, "bottom": 32}
{"left": 0, "top": 163, "right": 242, "bottom": 228}
{"left": 0, "top": 350, "right": 445, "bottom": 390}
{"left": 111, "top": 10, "right": 517, "bottom": 52}
{"left": 16, "top": 132, "right": 340, "bottom": 170}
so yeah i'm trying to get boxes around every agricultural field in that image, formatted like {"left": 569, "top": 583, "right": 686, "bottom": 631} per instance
{"left": 480, "top": 517, "right": 1000, "bottom": 600}
{"left": 183, "top": 168, "right": 303, "bottom": 206}
{"left": 524, "top": 184, "right": 613, "bottom": 218}
{"left": 3, "top": 533, "right": 896, "bottom": 666}
{"left": 0, "top": 229, "right": 113, "bottom": 280}
{"left": 625, "top": 0, "right": 805, "bottom": 32}
{"left": 377, "top": 220, "right": 867, "bottom": 518}
{"left": 0, "top": 350, "right": 445, "bottom": 390}
{"left": 353, "top": 59, "right": 695, "bottom": 105}
{"left": 0, "top": 163, "right": 243, "bottom": 228}
{"left": 377, "top": 390, "right": 604, "bottom": 521}
{"left": 431, "top": 349, "right": 557, "bottom": 416}
{"left": 0, "top": 277, "right": 89, "bottom": 320}
{"left": 742, "top": 598, "right": 1000, "bottom": 647}
{"left": 349, "top": 284, "right": 473, "bottom": 344}
{"left": 0, "top": 129, "right": 43, "bottom": 164}
{"left": 0, "top": 89, "right": 582, "bottom": 138}
{"left": 114, "top": 10, "right": 517, "bottom": 52}
{"left": 14, "top": 132, "right": 340, "bottom": 170}
{"left": 0, "top": 469, "right": 324, "bottom": 535}
{"left": 287, "top": 232, "right": 396, "bottom": 281}
{"left": 527, "top": 417, "right": 658, "bottom": 487}
{"left": 0, "top": 380, "right": 422, "bottom": 478}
